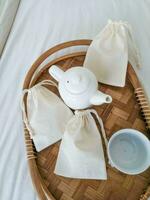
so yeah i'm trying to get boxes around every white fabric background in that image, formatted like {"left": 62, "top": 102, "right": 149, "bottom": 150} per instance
{"left": 0, "top": 0, "right": 150, "bottom": 200}
{"left": 0, "top": 0, "right": 20, "bottom": 55}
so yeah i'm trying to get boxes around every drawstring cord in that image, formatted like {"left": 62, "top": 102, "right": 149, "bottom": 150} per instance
{"left": 75, "top": 109, "right": 108, "bottom": 149}
{"left": 21, "top": 89, "right": 34, "bottom": 137}
{"left": 34, "top": 79, "right": 58, "bottom": 88}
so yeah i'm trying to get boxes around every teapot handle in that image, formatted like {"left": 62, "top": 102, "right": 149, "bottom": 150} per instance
{"left": 49, "top": 65, "right": 64, "bottom": 82}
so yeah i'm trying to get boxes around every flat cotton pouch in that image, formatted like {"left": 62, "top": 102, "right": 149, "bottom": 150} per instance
{"left": 54, "top": 109, "right": 108, "bottom": 180}
{"left": 83, "top": 20, "right": 141, "bottom": 87}
{"left": 21, "top": 80, "right": 73, "bottom": 152}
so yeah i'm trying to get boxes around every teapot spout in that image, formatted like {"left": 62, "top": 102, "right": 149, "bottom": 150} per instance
{"left": 90, "top": 90, "right": 112, "bottom": 105}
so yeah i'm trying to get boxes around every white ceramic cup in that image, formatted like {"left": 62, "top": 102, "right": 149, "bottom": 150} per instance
{"left": 108, "top": 129, "right": 150, "bottom": 175}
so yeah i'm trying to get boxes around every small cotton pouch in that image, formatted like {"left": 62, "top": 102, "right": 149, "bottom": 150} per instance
{"left": 83, "top": 20, "right": 141, "bottom": 87}
{"left": 54, "top": 109, "right": 108, "bottom": 180}
{"left": 22, "top": 80, "right": 73, "bottom": 152}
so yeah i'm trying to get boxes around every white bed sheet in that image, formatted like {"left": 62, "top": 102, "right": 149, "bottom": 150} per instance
{"left": 0, "top": 0, "right": 150, "bottom": 200}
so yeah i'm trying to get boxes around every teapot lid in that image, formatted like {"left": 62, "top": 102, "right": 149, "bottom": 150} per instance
{"left": 62, "top": 67, "right": 97, "bottom": 95}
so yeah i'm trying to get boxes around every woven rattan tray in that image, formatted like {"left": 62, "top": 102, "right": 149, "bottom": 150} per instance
{"left": 22, "top": 40, "right": 150, "bottom": 200}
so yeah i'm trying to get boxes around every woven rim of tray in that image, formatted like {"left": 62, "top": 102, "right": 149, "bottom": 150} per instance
{"left": 22, "top": 40, "right": 149, "bottom": 200}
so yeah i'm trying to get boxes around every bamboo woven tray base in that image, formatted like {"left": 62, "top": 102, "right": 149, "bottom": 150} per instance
{"left": 23, "top": 40, "right": 150, "bottom": 200}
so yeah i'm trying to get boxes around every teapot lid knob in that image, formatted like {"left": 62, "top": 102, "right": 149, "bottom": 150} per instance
{"left": 64, "top": 68, "right": 92, "bottom": 94}
{"left": 71, "top": 74, "right": 81, "bottom": 84}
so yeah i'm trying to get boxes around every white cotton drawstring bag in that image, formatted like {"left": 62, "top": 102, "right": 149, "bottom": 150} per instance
{"left": 54, "top": 109, "right": 108, "bottom": 180}
{"left": 83, "top": 20, "right": 141, "bottom": 87}
{"left": 21, "top": 80, "right": 73, "bottom": 152}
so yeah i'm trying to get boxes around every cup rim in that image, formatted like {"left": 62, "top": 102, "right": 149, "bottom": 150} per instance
{"left": 108, "top": 128, "right": 150, "bottom": 175}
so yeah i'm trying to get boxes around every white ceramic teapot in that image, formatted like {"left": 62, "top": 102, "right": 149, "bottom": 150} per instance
{"left": 49, "top": 65, "right": 112, "bottom": 110}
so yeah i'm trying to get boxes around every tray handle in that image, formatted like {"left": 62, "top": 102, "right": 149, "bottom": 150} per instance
{"left": 128, "top": 64, "right": 150, "bottom": 131}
